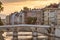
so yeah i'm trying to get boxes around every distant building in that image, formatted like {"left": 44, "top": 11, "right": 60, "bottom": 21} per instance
{"left": 6, "top": 3, "right": 60, "bottom": 25}
{"left": 6, "top": 15, "right": 10, "bottom": 25}
{"left": 1, "top": 19, "right": 6, "bottom": 25}
{"left": 42, "top": 3, "right": 60, "bottom": 25}
{"left": 43, "top": 8, "right": 57, "bottom": 25}
{"left": 6, "top": 12, "right": 25, "bottom": 25}
{"left": 6, "top": 8, "right": 43, "bottom": 25}
{"left": 26, "top": 9, "right": 42, "bottom": 24}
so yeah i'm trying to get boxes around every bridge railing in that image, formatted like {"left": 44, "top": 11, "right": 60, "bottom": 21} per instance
{"left": 0, "top": 24, "right": 60, "bottom": 40}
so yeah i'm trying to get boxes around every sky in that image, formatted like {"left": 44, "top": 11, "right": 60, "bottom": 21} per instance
{"left": 0, "top": 0, "right": 60, "bottom": 19}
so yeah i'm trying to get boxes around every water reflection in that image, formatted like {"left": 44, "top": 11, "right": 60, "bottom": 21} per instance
{"left": 3, "top": 32, "right": 48, "bottom": 40}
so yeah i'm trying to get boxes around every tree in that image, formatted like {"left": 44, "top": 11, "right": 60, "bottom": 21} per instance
{"left": 0, "top": 17, "right": 3, "bottom": 25}
{"left": 22, "top": 7, "right": 29, "bottom": 23}
{"left": 0, "top": 2, "right": 3, "bottom": 24}
{"left": 22, "top": 7, "right": 29, "bottom": 13}
{"left": 0, "top": 30, "right": 4, "bottom": 40}
{"left": 0, "top": 18, "right": 4, "bottom": 40}
{"left": 0, "top": 1, "right": 3, "bottom": 12}
{"left": 26, "top": 17, "right": 37, "bottom": 24}
{"left": 0, "top": 1, "right": 4, "bottom": 40}
{"left": 0, "top": 15, "right": 4, "bottom": 40}
{"left": 0, "top": 1, "right": 4, "bottom": 25}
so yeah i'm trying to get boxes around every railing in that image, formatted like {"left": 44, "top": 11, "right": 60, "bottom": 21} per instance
{"left": 0, "top": 24, "right": 60, "bottom": 40}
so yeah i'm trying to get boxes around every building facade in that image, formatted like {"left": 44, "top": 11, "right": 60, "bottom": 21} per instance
{"left": 6, "top": 15, "right": 10, "bottom": 25}
{"left": 6, "top": 12, "right": 25, "bottom": 25}
{"left": 6, "top": 9, "right": 43, "bottom": 25}
{"left": 26, "top": 9, "right": 42, "bottom": 24}
{"left": 42, "top": 3, "right": 60, "bottom": 25}
{"left": 43, "top": 8, "right": 57, "bottom": 25}
{"left": 43, "top": 4, "right": 60, "bottom": 25}
{"left": 6, "top": 7, "right": 60, "bottom": 25}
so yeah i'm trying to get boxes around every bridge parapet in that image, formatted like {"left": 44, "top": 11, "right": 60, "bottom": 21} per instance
{"left": 0, "top": 24, "right": 55, "bottom": 40}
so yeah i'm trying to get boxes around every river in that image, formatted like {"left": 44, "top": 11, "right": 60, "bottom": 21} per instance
{"left": 3, "top": 32, "right": 48, "bottom": 40}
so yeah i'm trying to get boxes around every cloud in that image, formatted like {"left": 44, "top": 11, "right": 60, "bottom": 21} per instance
{"left": 1, "top": 0, "right": 48, "bottom": 3}
{"left": 1, "top": 0, "right": 36, "bottom": 3}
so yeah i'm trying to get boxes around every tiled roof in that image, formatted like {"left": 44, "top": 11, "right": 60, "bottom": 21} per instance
{"left": 45, "top": 3, "right": 59, "bottom": 8}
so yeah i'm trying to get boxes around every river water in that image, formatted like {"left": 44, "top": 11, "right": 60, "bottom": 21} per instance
{"left": 3, "top": 32, "right": 48, "bottom": 40}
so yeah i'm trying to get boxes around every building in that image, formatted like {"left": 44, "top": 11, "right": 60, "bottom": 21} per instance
{"left": 26, "top": 9, "right": 42, "bottom": 24}
{"left": 6, "top": 12, "right": 25, "bottom": 25}
{"left": 6, "top": 8, "right": 43, "bottom": 25}
{"left": 6, "top": 3, "right": 60, "bottom": 25}
{"left": 43, "top": 8, "right": 57, "bottom": 25}
{"left": 6, "top": 15, "right": 10, "bottom": 25}
{"left": 42, "top": 3, "right": 60, "bottom": 25}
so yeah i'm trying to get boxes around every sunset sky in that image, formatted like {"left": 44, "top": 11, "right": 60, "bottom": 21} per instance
{"left": 0, "top": 0, "right": 60, "bottom": 18}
